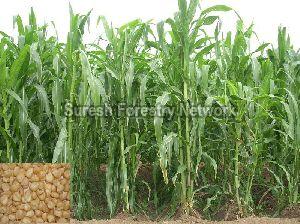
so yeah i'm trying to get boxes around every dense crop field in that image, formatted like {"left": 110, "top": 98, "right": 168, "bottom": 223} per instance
{"left": 0, "top": 0, "right": 299, "bottom": 221}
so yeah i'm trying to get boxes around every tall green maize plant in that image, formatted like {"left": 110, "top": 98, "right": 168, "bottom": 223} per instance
{"left": 266, "top": 28, "right": 300, "bottom": 207}
{"left": 58, "top": 6, "right": 93, "bottom": 219}
{"left": 213, "top": 20, "right": 275, "bottom": 215}
{"left": 95, "top": 17, "right": 151, "bottom": 214}
{"left": 149, "top": 0, "right": 232, "bottom": 213}
{"left": 0, "top": 9, "right": 60, "bottom": 163}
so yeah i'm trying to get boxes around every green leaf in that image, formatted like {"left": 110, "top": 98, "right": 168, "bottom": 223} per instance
{"left": 194, "top": 37, "right": 211, "bottom": 50}
{"left": 178, "top": 0, "right": 188, "bottom": 18}
{"left": 125, "top": 59, "right": 134, "bottom": 103}
{"left": 253, "top": 43, "right": 270, "bottom": 53}
{"left": 139, "top": 75, "right": 147, "bottom": 106}
{"left": 9, "top": 45, "right": 30, "bottom": 87}
{"left": 80, "top": 51, "right": 108, "bottom": 105}
{"left": 13, "top": 15, "right": 25, "bottom": 35}
{"left": 227, "top": 81, "right": 238, "bottom": 96}
{"left": 195, "top": 44, "right": 215, "bottom": 61}
{"left": 0, "top": 50, "right": 7, "bottom": 87}
{"left": 27, "top": 119, "right": 40, "bottom": 141}
{"left": 201, "top": 5, "right": 232, "bottom": 16}
{"left": 7, "top": 90, "right": 27, "bottom": 114}
{"left": 187, "top": 0, "right": 199, "bottom": 22}
{"left": 202, "top": 152, "right": 217, "bottom": 179}
{"left": 98, "top": 16, "right": 114, "bottom": 43}
{"left": 202, "top": 16, "right": 219, "bottom": 26}
{"left": 35, "top": 84, "right": 51, "bottom": 117}
{"left": 52, "top": 118, "right": 68, "bottom": 163}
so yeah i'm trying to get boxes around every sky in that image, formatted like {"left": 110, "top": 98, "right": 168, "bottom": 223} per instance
{"left": 0, "top": 0, "right": 299, "bottom": 49}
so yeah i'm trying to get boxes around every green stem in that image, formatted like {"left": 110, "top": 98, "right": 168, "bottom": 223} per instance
{"left": 178, "top": 116, "right": 186, "bottom": 206}
{"left": 184, "top": 82, "right": 192, "bottom": 210}
{"left": 234, "top": 137, "right": 242, "bottom": 214}
{"left": 120, "top": 121, "right": 129, "bottom": 211}
{"left": 293, "top": 146, "right": 299, "bottom": 203}
{"left": 67, "top": 65, "right": 77, "bottom": 162}
{"left": 2, "top": 95, "right": 12, "bottom": 162}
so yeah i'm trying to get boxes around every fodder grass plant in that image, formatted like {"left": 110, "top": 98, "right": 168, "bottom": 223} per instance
{"left": 0, "top": 0, "right": 299, "bottom": 220}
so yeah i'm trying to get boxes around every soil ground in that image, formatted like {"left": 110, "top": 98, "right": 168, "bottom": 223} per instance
{"left": 73, "top": 169, "right": 300, "bottom": 224}
{"left": 71, "top": 207, "right": 300, "bottom": 224}
{"left": 71, "top": 217, "right": 299, "bottom": 224}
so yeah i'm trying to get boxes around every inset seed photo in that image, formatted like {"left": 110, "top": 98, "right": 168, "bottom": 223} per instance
{"left": 0, "top": 163, "right": 70, "bottom": 223}
{"left": 0, "top": 0, "right": 300, "bottom": 223}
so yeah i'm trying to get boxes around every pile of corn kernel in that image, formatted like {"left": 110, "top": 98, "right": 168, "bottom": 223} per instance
{"left": 0, "top": 163, "right": 70, "bottom": 223}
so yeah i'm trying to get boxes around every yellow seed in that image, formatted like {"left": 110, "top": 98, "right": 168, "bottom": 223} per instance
{"left": 62, "top": 210, "right": 70, "bottom": 219}
{"left": 8, "top": 214, "right": 16, "bottom": 221}
{"left": 29, "top": 182, "right": 39, "bottom": 191}
{"left": 32, "top": 174, "right": 40, "bottom": 182}
{"left": 11, "top": 205, "right": 17, "bottom": 213}
{"left": 38, "top": 191, "right": 46, "bottom": 201}
{"left": 3, "top": 170, "right": 12, "bottom": 178}
{"left": 60, "top": 178, "right": 67, "bottom": 186}
{"left": 52, "top": 169, "right": 62, "bottom": 178}
{"left": 57, "top": 184, "right": 64, "bottom": 192}
{"left": 42, "top": 212, "right": 48, "bottom": 221}
{"left": 0, "top": 195, "right": 9, "bottom": 205}
{"left": 30, "top": 199, "right": 40, "bottom": 210}
{"left": 15, "top": 201, "right": 22, "bottom": 209}
{"left": 9, "top": 176, "right": 14, "bottom": 183}
{"left": 64, "top": 183, "right": 70, "bottom": 192}
{"left": 47, "top": 200, "right": 55, "bottom": 209}
{"left": 26, "top": 210, "right": 34, "bottom": 217}
{"left": 37, "top": 188, "right": 44, "bottom": 195}
{"left": 2, "top": 177, "right": 10, "bottom": 183}
{"left": 47, "top": 214, "right": 55, "bottom": 223}
{"left": 20, "top": 203, "right": 31, "bottom": 212}
{"left": 1, "top": 183, "right": 10, "bottom": 192}
{"left": 13, "top": 166, "right": 20, "bottom": 176}
{"left": 64, "top": 200, "right": 70, "bottom": 210}
{"left": 38, "top": 170, "right": 46, "bottom": 180}
{"left": 45, "top": 183, "right": 52, "bottom": 195}
{"left": 36, "top": 217, "right": 44, "bottom": 223}
{"left": 1, "top": 190, "right": 11, "bottom": 196}
{"left": 39, "top": 201, "right": 48, "bottom": 213}
{"left": 54, "top": 209, "right": 62, "bottom": 217}
{"left": 23, "top": 190, "right": 32, "bottom": 203}
{"left": 16, "top": 172, "right": 25, "bottom": 183}
{"left": 57, "top": 218, "right": 68, "bottom": 223}
{"left": 46, "top": 172, "right": 54, "bottom": 182}
{"left": 51, "top": 191, "right": 59, "bottom": 198}
{"left": 13, "top": 191, "right": 21, "bottom": 202}
{"left": 26, "top": 167, "right": 34, "bottom": 178}
{"left": 0, "top": 206, "right": 7, "bottom": 214}
{"left": 21, "top": 217, "right": 32, "bottom": 223}
{"left": 57, "top": 201, "right": 64, "bottom": 210}
{"left": 32, "top": 191, "right": 38, "bottom": 200}
{"left": 35, "top": 209, "right": 42, "bottom": 217}
{"left": 61, "top": 191, "right": 69, "bottom": 200}
{"left": 11, "top": 181, "right": 21, "bottom": 192}
{"left": 51, "top": 184, "right": 56, "bottom": 192}
{"left": 16, "top": 209, "right": 25, "bottom": 220}
{"left": 23, "top": 163, "right": 31, "bottom": 170}
{"left": 0, "top": 164, "right": 8, "bottom": 171}
{"left": 21, "top": 177, "right": 29, "bottom": 186}
{"left": 63, "top": 170, "right": 70, "bottom": 179}
{"left": 38, "top": 182, "right": 45, "bottom": 190}
{"left": 1, "top": 216, "right": 9, "bottom": 223}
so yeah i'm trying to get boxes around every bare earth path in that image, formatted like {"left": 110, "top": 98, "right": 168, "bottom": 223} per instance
{"left": 71, "top": 217, "right": 300, "bottom": 224}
